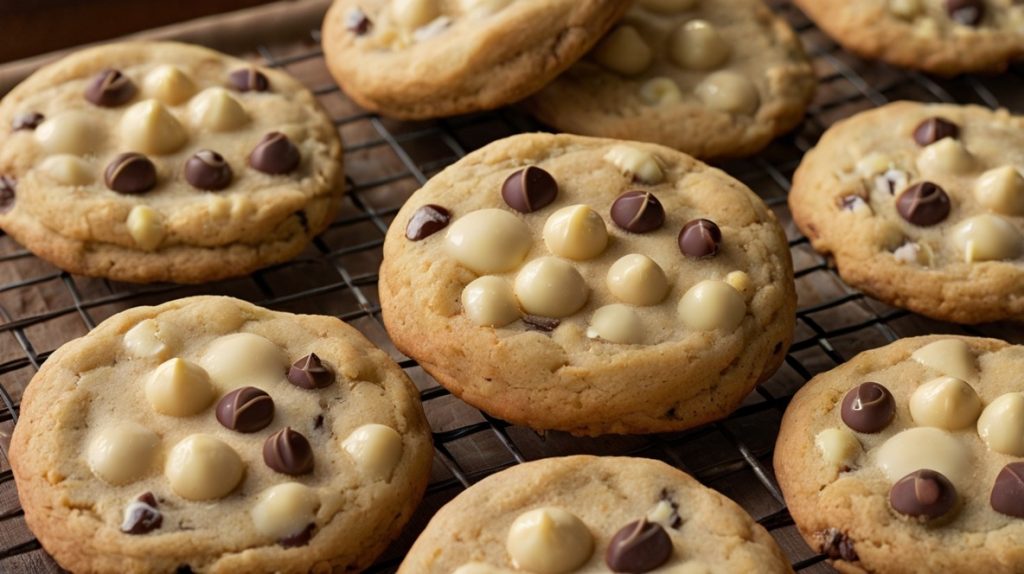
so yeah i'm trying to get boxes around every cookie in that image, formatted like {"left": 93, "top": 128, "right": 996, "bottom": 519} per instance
{"left": 793, "top": 0, "right": 1024, "bottom": 75}
{"left": 789, "top": 101, "right": 1024, "bottom": 324}
{"left": 399, "top": 455, "right": 793, "bottom": 573}
{"left": 379, "top": 133, "right": 795, "bottom": 435}
{"left": 9, "top": 296, "right": 433, "bottom": 573}
{"left": 774, "top": 335, "right": 1024, "bottom": 574}
{"left": 320, "top": 0, "right": 632, "bottom": 119}
{"left": 0, "top": 41, "right": 344, "bottom": 283}
{"left": 523, "top": 0, "right": 816, "bottom": 159}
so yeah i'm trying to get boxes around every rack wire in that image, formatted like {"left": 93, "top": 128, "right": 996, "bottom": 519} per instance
{"left": 1, "top": 2, "right": 1022, "bottom": 572}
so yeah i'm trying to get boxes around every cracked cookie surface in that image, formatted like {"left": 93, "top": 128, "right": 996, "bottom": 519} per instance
{"left": 0, "top": 41, "right": 344, "bottom": 283}
{"left": 776, "top": 336, "right": 1024, "bottom": 574}
{"left": 380, "top": 133, "right": 795, "bottom": 435}
{"left": 789, "top": 101, "right": 1024, "bottom": 324}
{"left": 399, "top": 455, "right": 793, "bottom": 574}
{"left": 321, "top": 0, "right": 631, "bottom": 119}
{"left": 9, "top": 296, "right": 432, "bottom": 574}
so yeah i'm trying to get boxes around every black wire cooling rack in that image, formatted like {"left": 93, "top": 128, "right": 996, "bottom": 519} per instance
{"left": 2, "top": 2, "right": 1023, "bottom": 572}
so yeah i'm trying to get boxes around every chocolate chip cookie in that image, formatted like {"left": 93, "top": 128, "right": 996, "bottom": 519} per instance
{"left": 776, "top": 335, "right": 1024, "bottom": 574}
{"left": 793, "top": 0, "right": 1024, "bottom": 75}
{"left": 379, "top": 133, "right": 795, "bottom": 435}
{"left": 399, "top": 455, "right": 793, "bottom": 574}
{"left": 9, "top": 296, "right": 433, "bottom": 573}
{"left": 789, "top": 101, "right": 1024, "bottom": 324}
{"left": 524, "top": 0, "right": 816, "bottom": 159}
{"left": 320, "top": 0, "right": 632, "bottom": 119}
{"left": 0, "top": 41, "right": 344, "bottom": 283}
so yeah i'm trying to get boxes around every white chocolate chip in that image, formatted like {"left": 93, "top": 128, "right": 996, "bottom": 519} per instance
{"left": 188, "top": 88, "right": 249, "bottom": 132}
{"left": 542, "top": 205, "right": 608, "bottom": 261}
{"left": 461, "top": 276, "right": 520, "bottom": 327}
{"left": 951, "top": 214, "right": 1023, "bottom": 263}
{"left": 145, "top": 358, "right": 215, "bottom": 417}
{"left": 637, "top": 0, "right": 698, "bottom": 12}
{"left": 646, "top": 500, "right": 680, "bottom": 529}
{"left": 694, "top": 71, "right": 760, "bottom": 116}
{"left": 592, "top": 25, "right": 653, "bottom": 76}
{"left": 87, "top": 422, "right": 159, "bottom": 485}
{"left": 392, "top": 0, "right": 439, "bottom": 31}
{"left": 911, "top": 339, "right": 977, "bottom": 381}
{"left": 640, "top": 77, "right": 684, "bottom": 106}
{"left": 873, "top": 168, "right": 909, "bottom": 196}
{"left": 669, "top": 20, "right": 730, "bottom": 71}
{"left": 586, "top": 304, "right": 643, "bottom": 344}
{"left": 200, "top": 333, "right": 287, "bottom": 387}
{"left": 916, "top": 138, "right": 975, "bottom": 175}
{"left": 603, "top": 145, "right": 663, "bottom": 184}
{"left": 514, "top": 257, "right": 588, "bottom": 318}
{"left": 124, "top": 318, "right": 178, "bottom": 359}
{"left": 251, "top": 482, "right": 320, "bottom": 541}
{"left": 445, "top": 209, "right": 532, "bottom": 274}
{"left": 841, "top": 195, "right": 873, "bottom": 216}
{"left": 607, "top": 254, "right": 669, "bottom": 306}
{"left": 506, "top": 507, "right": 593, "bottom": 574}
{"left": 814, "top": 428, "right": 862, "bottom": 469}
{"left": 909, "top": 376, "right": 982, "bottom": 430}
{"left": 892, "top": 241, "right": 933, "bottom": 266}
{"left": 889, "top": 0, "right": 922, "bottom": 18}
{"left": 38, "top": 155, "right": 93, "bottom": 186}
{"left": 342, "top": 423, "right": 404, "bottom": 479}
{"left": 856, "top": 152, "right": 894, "bottom": 178}
{"left": 974, "top": 166, "right": 1024, "bottom": 215}
{"left": 724, "top": 270, "right": 752, "bottom": 297}
{"left": 127, "top": 205, "right": 165, "bottom": 251}
{"left": 35, "top": 111, "right": 104, "bottom": 155}
{"left": 165, "top": 434, "right": 244, "bottom": 500}
{"left": 875, "top": 427, "right": 970, "bottom": 488}
{"left": 459, "top": 0, "right": 511, "bottom": 16}
{"left": 678, "top": 280, "right": 745, "bottom": 331}
{"left": 120, "top": 99, "right": 187, "bottom": 155}
{"left": 979, "top": 393, "right": 1024, "bottom": 456}
{"left": 143, "top": 65, "right": 197, "bottom": 105}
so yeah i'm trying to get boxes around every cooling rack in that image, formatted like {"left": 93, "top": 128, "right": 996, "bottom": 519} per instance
{"left": 1, "top": 2, "right": 1023, "bottom": 572}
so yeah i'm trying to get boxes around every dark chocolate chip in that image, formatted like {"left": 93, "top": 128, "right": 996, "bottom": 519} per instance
{"left": 296, "top": 210, "right": 309, "bottom": 232}
{"left": 314, "top": 414, "right": 324, "bottom": 429}
{"left": 216, "top": 387, "right": 274, "bottom": 433}
{"left": 523, "top": 314, "right": 560, "bottom": 332}
{"left": 229, "top": 67, "right": 270, "bottom": 92}
{"left": 0, "top": 176, "right": 15, "bottom": 213}
{"left": 184, "top": 149, "right": 233, "bottom": 191}
{"left": 405, "top": 204, "right": 451, "bottom": 241}
{"left": 279, "top": 523, "right": 315, "bottom": 548}
{"left": 946, "top": 0, "right": 985, "bottom": 25}
{"left": 913, "top": 117, "right": 960, "bottom": 146}
{"left": 501, "top": 166, "right": 558, "bottom": 213}
{"left": 610, "top": 190, "right": 665, "bottom": 233}
{"left": 263, "top": 427, "right": 314, "bottom": 475}
{"left": 120, "top": 492, "right": 162, "bottom": 535}
{"left": 840, "top": 382, "right": 895, "bottom": 433}
{"left": 889, "top": 469, "right": 957, "bottom": 519}
{"left": 991, "top": 462, "right": 1024, "bottom": 518}
{"left": 817, "top": 528, "right": 858, "bottom": 562}
{"left": 249, "top": 132, "right": 300, "bottom": 175}
{"left": 605, "top": 519, "right": 673, "bottom": 573}
{"left": 896, "top": 182, "right": 951, "bottom": 227}
{"left": 678, "top": 218, "right": 722, "bottom": 258}
{"left": 104, "top": 153, "right": 157, "bottom": 194}
{"left": 12, "top": 111, "right": 44, "bottom": 131}
{"left": 85, "top": 68, "right": 136, "bottom": 107}
{"left": 287, "top": 353, "right": 334, "bottom": 390}
{"left": 346, "top": 8, "right": 373, "bottom": 35}
{"left": 176, "top": 566, "right": 194, "bottom": 574}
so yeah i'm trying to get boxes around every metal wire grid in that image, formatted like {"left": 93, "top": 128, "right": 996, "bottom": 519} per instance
{"left": 1, "top": 2, "right": 1023, "bottom": 572}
